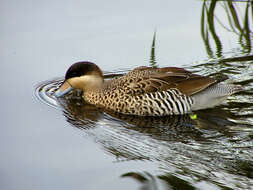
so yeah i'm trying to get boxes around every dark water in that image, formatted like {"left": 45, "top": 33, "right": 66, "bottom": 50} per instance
{"left": 2, "top": 0, "right": 253, "bottom": 189}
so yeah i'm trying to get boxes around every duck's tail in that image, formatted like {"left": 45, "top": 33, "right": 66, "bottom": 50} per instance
{"left": 191, "top": 83, "right": 243, "bottom": 111}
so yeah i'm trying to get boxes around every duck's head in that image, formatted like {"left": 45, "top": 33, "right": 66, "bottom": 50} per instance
{"left": 54, "top": 61, "right": 104, "bottom": 98}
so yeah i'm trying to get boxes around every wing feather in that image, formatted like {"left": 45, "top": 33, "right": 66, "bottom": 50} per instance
{"left": 109, "top": 66, "right": 217, "bottom": 96}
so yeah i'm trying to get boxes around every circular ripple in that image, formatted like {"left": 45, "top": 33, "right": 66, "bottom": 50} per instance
{"left": 34, "top": 77, "right": 63, "bottom": 109}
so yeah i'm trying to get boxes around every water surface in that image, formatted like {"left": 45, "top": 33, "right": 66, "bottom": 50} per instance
{"left": 2, "top": 0, "right": 253, "bottom": 189}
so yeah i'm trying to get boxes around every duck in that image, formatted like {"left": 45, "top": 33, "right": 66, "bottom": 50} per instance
{"left": 54, "top": 61, "right": 242, "bottom": 116}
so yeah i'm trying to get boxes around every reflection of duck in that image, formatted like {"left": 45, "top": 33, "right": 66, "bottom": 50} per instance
{"left": 55, "top": 61, "right": 242, "bottom": 116}
{"left": 58, "top": 93, "right": 205, "bottom": 144}
{"left": 58, "top": 88, "right": 236, "bottom": 142}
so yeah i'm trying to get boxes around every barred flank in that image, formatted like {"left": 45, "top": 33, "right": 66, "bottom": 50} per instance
{"left": 141, "top": 89, "right": 193, "bottom": 115}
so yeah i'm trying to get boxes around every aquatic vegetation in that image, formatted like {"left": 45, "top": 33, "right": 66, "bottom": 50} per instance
{"left": 201, "top": 0, "right": 253, "bottom": 58}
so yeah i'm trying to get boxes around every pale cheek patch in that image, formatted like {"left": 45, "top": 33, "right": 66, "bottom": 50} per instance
{"left": 79, "top": 75, "right": 103, "bottom": 89}
{"left": 68, "top": 77, "right": 85, "bottom": 89}
{"left": 67, "top": 75, "right": 103, "bottom": 91}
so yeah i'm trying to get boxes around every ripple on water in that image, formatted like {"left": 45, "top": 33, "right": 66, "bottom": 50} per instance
{"left": 34, "top": 69, "right": 253, "bottom": 190}
{"left": 34, "top": 78, "right": 63, "bottom": 109}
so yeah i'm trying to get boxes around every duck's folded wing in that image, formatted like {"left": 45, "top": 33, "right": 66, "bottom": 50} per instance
{"left": 125, "top": 67, "right": 217, "bottom": 96}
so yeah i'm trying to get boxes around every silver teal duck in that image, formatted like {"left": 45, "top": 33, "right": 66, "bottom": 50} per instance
{"left": 54, "top": 61, "right": 242, "bottom": 116}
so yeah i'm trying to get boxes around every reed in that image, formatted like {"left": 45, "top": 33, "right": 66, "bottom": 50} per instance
{"left": 201, "top": 0, "right": 253, "bottom": 59}
{"left": 149, "top": 31, "right": 157, "bottom": 67}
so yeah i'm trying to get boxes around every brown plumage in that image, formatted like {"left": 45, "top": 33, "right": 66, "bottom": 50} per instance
{"left": 55, "top": 61, "right": 242, "bottom": 116}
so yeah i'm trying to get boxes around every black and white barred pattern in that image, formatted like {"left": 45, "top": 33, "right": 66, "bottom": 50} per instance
{"left": 138, "top": 89, "right": 194, "bottom": 116}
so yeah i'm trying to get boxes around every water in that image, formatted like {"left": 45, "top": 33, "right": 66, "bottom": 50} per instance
{"left": 2, "top": 0, "right": 253, "bottom": 189}
{"left": 35, "top": 65, "right": 253, "bottom": 189}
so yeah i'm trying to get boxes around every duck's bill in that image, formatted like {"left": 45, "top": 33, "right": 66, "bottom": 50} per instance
{"left": 54, "top": 81, "right": 73, "bottom": 98}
